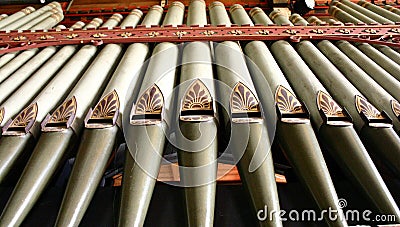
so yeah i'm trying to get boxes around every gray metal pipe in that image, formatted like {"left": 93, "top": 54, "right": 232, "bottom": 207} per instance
{"left": 209, "top": 1, "right": 231, "bottom": 26}
{"left": 331, "top": 0, "right": 379, "bottom": 24}
{"left": 2, "top": 2, "right": 61, "bottom": 31}
{"left": 0, "top": 6, "right": 35, "bottom": 30}
{"left": 337, "top": 0, "right": 394, "bottom": 24}
{"left": 356, "top": 43, "right": 400, "bottom": 81}
{"left": 329, "top": 5, "right": 363, "bottom": 24}
{"left": 358, "top": 0, "right": 400, "bottom": 22}
{"left": 162, "top": 1, "right": 185, "bottom": 26}
{"left": 229, "top": 4, "right": 253, "bottom": 25}
{"left": 0, "top": 46, "right": 58, "bottom": 103}
{"left": 269, "top": 10, "right": 293, "bottom": 25}
{"left": 289, "top": 13, "right": 309, "bottom": 25}
{"left": 249, "top": 7, "right": 274, "bottom": 25}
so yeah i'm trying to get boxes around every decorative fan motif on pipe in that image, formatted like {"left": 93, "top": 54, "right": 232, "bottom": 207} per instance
{"left": 181, "top": 79, "right": 212, "bottom": 112}
{"left": 231, "top": 82, "right": 260, "bottom": 113}
{"left": 230, "top": 82, "right": 262, "bottom": 123}
{"left": 180, "top": 79, "right": 214, "bottom": 122}
{"left": 135, "top": 85, "right": 163, "bottom": 115}
{"left": 10, "top": 103, "right": 38, "bottom": 127}
{"left": 355, "top": 96, "right": 384, "bottom": 119}
{"left": 275, "top": 85, "right": 305, "bottom": 114}
{"left": 48, "top": 96, "right": 77, "bottom": 124}
{"left": 0, "top": 107, "right": 4, "bottom": 125}
{"left": 91, "top": 90, "right": 120, "bottom": 119}
{"left": 355, "top": 95, "right": 392, "bottom": 128}
{"left": 317, "top": 91, "right": 345, "bottom": 117}
{"left": 131, "top": 84, "right": 164, "bottom": 126}
{"left": 392, "top": 100, "right": 400, "bottom": 118}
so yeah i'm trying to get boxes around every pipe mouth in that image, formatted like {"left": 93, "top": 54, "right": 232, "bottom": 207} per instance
{"left": 230, "top": 82, "right": 263, "bottom": 124}
{"left": 85, "top": 90, "right": 120, "bottom": 129}
{"left": 130, "top": 84, "right": 164, "bottom": 126}
{"left": 355, "top": 95, "right": 392, "bottom": 128}
{"left": 179, "top": 79, "right": 214, "bottom": 122}
{"left": 41, "top": 97, "right": 77, "bottom": 132}
{"left": 2, "top": 103, "right": 38, "bottom": 136}
{"left": 275, "top": 85, "right": 310, "bottom": 124}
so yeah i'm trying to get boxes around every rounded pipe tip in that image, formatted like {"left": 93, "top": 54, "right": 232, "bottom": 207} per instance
{"left": 229, "top": 4, "right": 244, "bottom": 13}
{"left": 150, "top": 5, "right": 164, "bottom": 13}
{"left": 249, "top": 7, "right": 264, "bottom": 17}
{"left": 170, "top": 1, "right": 185, "bottom": 9}
{"left": 209, "top": 1, "right": 224, "bottom": 9}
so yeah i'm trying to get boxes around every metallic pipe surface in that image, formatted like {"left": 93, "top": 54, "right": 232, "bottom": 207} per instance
{"left": 0, "top": 6, "right": 35, "bottom": 30}
{"left": 384, "top": 5, "right": 400, "bottom": 15}
{"left": 356, "top": 43, "right": 400, "bottom": 81}
{"left": 245, "top": 41, "right": 347, "bottom": 226}
{"left": 358, "top": 0, "right": 400, "bottom": 22}
{"left": 0, "top": 48, "right": 39, "bottom": 84}
{"left": 187, "top": 0, "right": 207, "bottom": 26}
{"left": 177, "top": 41, "right": 217, "bottom": 227}
{"left": 269, "top": 10, "right": 293, "bottom": 25}
{"left": 141, "top": 5, "right": 163, "bottom": 27}
{"left": 249, "top": 7, "right": 274, "bottom": 25}
{"left": 0, "top": 46, "right": 58, "bottom": 103}
{"left": 118, "top": 43, "right": 177, "bottom": 227}
{"left": 0, "top": 19, "right": 100, "bottom": 185}
{"left": 0, "top": 45, "right": 95, "bottom": 183}
{"left": 329, "top": 6, "right": 363, "bottom": 24}
{"left": 336, "top": 42, "right": 400, "bottom": 101}
{"left": 307, "top": 16, "right": 324, "bottom": 25}
{"left": 337, "top": 0, "right": 394, "bottom": 24}
{"left": 330, "top": 41, "right": 400, "bottom": 131}
{"left": 230, "top": 4, "right": 254, "bottom": 25}
{"left": 245, "top": 41, "right": 347, "bottom": 227}
{"left": 283, "top": 40, "right": 400, "bottom": 220}
{"left": 331, "top": 1, "right": 378, "bottom": 24}
{"left": 214, "top": 41, "right": 282, "bottom": 227}
{"left": 120, "top": 9, "right": 143, "bottom": 28}
{"left": 0, "top": 16, "right": 123, "bottom": 226}
{"left": 0, "top": 52, "right": 19, "bottom": 69}
{"left": 0, "top": 130, "right": 75, "bottom": 227}
{"left": 302, "top": 39, "right": 400, "bottom": 176}
{"left": 18, "top": 7, "right": 61, "bottom": 30}
{"left": 289, "top": 13, "right": 309, "bottom": 25}
{"left": 101, "top": 13, "right": 123, "bottom": 28}
{"left": 2, "top": 2, "right": 61, "bottom": 30}
{"left": 55, "top": 127, "right": 119, "bottom": 227}
{"left": 83, "top": 18, "right": 103, "bottom": 29}
{"left": 55, "top": 10, "right": 163, "bottom": 227}
{"left": 162, "top": 1, "right": 185, "bottom": 26}
{"left": 373, "top": 44, "right": 400, "bottom": 65}
{"left": 209, "top": 1, "right": 231, "bottom": 26}
{"left": 0, "top": 14, "right": 8, "bottom": 21}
